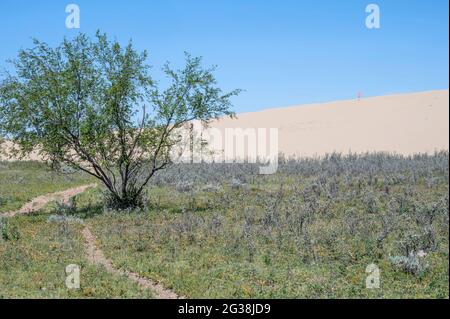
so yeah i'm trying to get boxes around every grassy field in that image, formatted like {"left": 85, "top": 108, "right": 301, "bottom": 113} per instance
{"left": 0, "top": 161, "right": 152, "bottom": 298}
{"left": 1, "top": 153, "right": 449, "bottom": 298}
{"left": 0, "top": 161, "right": 93, "bottom": 213}
{"left": 0, "top": 213, "right": 153, "bottom": 298}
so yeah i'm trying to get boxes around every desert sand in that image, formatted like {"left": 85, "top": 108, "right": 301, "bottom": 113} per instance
{"left": 208, "top": 89, "right": 449, "bottom": 158}
{"left": 0, "top": 140, "right": 42, "bottom": 161}
{"left": 1, "top": 90, "right": 448, "bottom": 161}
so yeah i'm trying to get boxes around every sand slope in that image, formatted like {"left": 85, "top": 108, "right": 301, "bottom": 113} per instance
{"left": 210, "top": 90, "right": 449, "bottom": 157}
{"left": 1, "top": 90, "right": 448, "bottom": 161}
{"left": 0, "top": 140, "right": 42, "bottom": 161}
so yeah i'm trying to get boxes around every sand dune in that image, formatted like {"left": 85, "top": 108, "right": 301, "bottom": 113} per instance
{"left": 1, "top": 90, "right": 448, "bottom": 162}
{"left": 0, "top": 140, "right": 43, "bottom": 161}
{"left": 209, "top": 89, "right": 449, "bottom": 158}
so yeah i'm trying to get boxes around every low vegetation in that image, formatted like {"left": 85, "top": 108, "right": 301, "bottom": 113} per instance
{"left": 2, "top": 152, "right": 447, "bottom": 298}
{"left": 0, "top": 213, "right": 153, "bottom": 298}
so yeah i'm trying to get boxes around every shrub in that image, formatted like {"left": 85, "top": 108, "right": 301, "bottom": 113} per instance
{"left": 176, "top": 181, "right": 194, "bottom": 193}
{"left": 231, "top": 178, "right": 245, "bottom": 190}
{"left": 0, "top": 217, "right": 20, "bottom": 241}
{"left": 389, "top": 254, "right": 428, "bottom": 276}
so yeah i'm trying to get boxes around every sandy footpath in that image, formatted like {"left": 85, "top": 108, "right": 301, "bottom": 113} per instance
{"left": 0, "top": 184, "right": 96, "bottom": 217}
{"left": 82, "top": 226, "right": 183, "bottom": 299}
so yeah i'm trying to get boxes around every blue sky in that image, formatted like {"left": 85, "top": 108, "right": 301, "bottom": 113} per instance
{"left": 0, "top": 0, "right": 448, "bottom": 113}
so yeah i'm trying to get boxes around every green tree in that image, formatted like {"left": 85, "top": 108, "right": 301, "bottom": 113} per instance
{"left": 0, "top": 32, "right": 239, "bottom": 209}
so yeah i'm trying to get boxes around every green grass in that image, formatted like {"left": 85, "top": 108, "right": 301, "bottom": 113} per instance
{"left": 0, "top": 212, "right": 153, "bottom": 298}
{"left": 0, "top": 161, "right": 152, "bottom": 298}
{"left": 1, "top": 155, "right": 448, "bottom": 299}
{"left": 0, "top": 161, "right": 92, "bottom": 213}
{"left": 80, "top": 180, "right": 448, "bottom": 299}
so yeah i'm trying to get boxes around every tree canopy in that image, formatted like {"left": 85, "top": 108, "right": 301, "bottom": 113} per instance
{"left": 0, "top": 32, "right": 240, "bottom": 208}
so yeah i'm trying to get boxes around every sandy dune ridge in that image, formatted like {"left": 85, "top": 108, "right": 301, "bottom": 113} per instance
{"left": 208, "top": 89, "right": 449, "bottom": 158}
{"left": 1, "top": 90, "right": 448, "bottom": 161}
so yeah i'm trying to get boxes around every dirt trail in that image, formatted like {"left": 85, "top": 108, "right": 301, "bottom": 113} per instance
{"left": 1, "top": 184, "right": 182, "bottom": 299}
{"left": 0, "top": 184, "right": 97, "bottom": 218}
{"left": 82, "top": 226, "right": 183, "bottom": 299}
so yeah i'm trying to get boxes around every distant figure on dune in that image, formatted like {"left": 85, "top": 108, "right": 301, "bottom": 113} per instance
{"left": 357, "top": 91, "right": 363, "bottom": 101}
